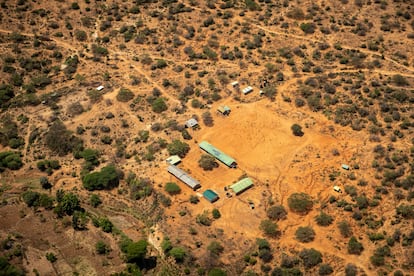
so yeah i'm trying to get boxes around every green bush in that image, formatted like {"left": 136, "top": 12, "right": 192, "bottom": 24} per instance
{"left": 167, "top": 139, "right": 190, "bottom": 158}
{"left": 287, "top": 193, "right": 313, "bottom": 214}
{"left": 74, "top": 30, "right": 87, "bottom": 41}
{"left": 0, "top": 151, "right": 23, "bottom": 171}
{"left": 199, "top": 154, "right": 218, "bottom": 170}
{"left": 165, "top": 182, "right": 181, "bottom": 195}
{"left": 212, "top": 208, "right": 221, "bottom": 219}
{"left": 266, "top": 205, "right": 287, "bottom": 220}
{"left": 96, "top": 241, "right": 110, "bottom": 255}
{"left": 169, "top": 247, "right": 186, "bottom": 262}
{"left": 151, "top": 97, "right": 168, "bottom": 113}
{"left": 347, "top": 236, "right": 364, "bottom": 255}
{"left": 117, "top": 87, "right": 134, "bottom": 102}
{"left": 126, "top": 240, "right": 148, "bottom": 263}
{"left": 291, "top": 124, "right": 304, "bottom": 137}
{"left": 82, "top": 165, "right": 120, "bottom": 191}
{"left": 299, "top": 248, "right": 322, "bottom": 268}
{"left": 260, "top": 219, "right": 279, "bottom": 237}
{"left": 295, "top": 226, "right": 315, "bottom": 243}
{"left": 207, "top": 241, "right": 224, "bottom": 256}
{"left": 90, "top": 194, "right": 102, "bottom": 207}
{"left": 315, "top": 211, "right": 333, "bottom": 226}
{"left": 45, "top": 120, "right": 83, "bottom": 156}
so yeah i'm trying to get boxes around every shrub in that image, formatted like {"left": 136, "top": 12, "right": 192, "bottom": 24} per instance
{"left": 396, "top": 204, "right": 414, "bottom": 219}
{"left": 392, "top": 74, "right": 408, "bottom": 86}
{"left": 260, "top": 219, "right": 279, "bottom": 237}
{"left": 295, "top": 226, "right": 315, "bottom": 243}
{"left": 90, "top": 194, "right": 102, "bottom": 207}
{"left": 74, "top": 30, "right": 87, "bottom": 41}
{"left": 338, "top": 221, "right": 352, "bottom": 238}
{"left": 46, "top": 252, "right": 57, "bottom": 263}
{"left": 196, "top": 211, "right": 212, "bottom": 226}
{"left": 345, "top": 263, "right": 357, "bottom": 276}
{"left": 266, "top": 205, "right": 287, "bottom": 220}
{"left": 202, "top": 111, "right": 214, "bottom": 127}
{"left": 165, "top": 182, "right": 181, "bottom": 195}
{"left": 169, "top": 247, "right": 186, "bottom": 262}
{"left": 96, "top": 241, "right": 110, "bottom": 255}
{"left": 208, "top": 268, "right": 226, "bottom": 276}
{"left": 212, "top": 208, "right": 221, "bottom": 219}
{"left": 299, "top": 248, "right": 322, "bottom": 268}
{"left": 315, "top": 211, "right": 333, "bottom": 226}
{"left": 151, "top": 97, "right": 168, "bottom": 113}
{"left": 348, "top": 236, "right": 364, "bottom": 255}
{"left": 116, "top": 88, "right": 134, "bottom": 102}
{"left": 167, "top": 140, "right": 190, "bottom": 158}
{"left": 291, "top": 124, "right": 304, "bottom": 137}
{"left": 300, "top": 23, "right": 316, "bottom": 34}
{"left": 0, "top": 151, "right": 23, "bottom": 171}
{"left": 199, "top": 154, "right": 218, "bottom": 170}
{"left": 319, "top": 263, "right": 334, "bottom": 275}
{"left": 207, "top": 241, "right": 224, "bottom": 256}
{"left": 82, "top": 165, "right": 120, "bottom": 191}
{"left": 45, "top": 120, "right": 83, "bottom": 156}
{"left": 287, "top": 193, "right": 313, "bottom": 214}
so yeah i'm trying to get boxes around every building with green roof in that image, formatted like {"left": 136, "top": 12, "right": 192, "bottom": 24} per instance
{"left": 230, "top": 177, "right": 253, "bottom": 195}
{"left": 199, "top": 141, "right": 237, "bottom": 168}
{"left": 203, "top": 189, "right": 219, "bottom": 203}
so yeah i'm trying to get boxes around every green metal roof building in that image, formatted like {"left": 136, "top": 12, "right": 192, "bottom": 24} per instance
{"left": 230, "top": 177, "right": 253, "bottom": 195}
{"left": 199, "top": 141, "right": 237, "bottom": 168}
{"left": 203, "top": 189, "right": 219, "bottom": 203}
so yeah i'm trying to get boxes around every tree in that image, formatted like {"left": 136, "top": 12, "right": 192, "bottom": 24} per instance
{"left": 90, "top": 194, "right": 102, "bottom": 207}
{"left": 96, "top": 241, "right": 110, "bottom": 255}
{"left": 266, "top": 205, "right": 287, "bottom": 220}
{"left": 45, "top": 120, "right": 83, "bottom": 156}
{"left": 260, "top": 219, "right": 279, "bottom": 237}
{"left": 151, "top": 97, "right": 168, "bottom": 113}
{"left": 169, "top": 247, "right": 186, "bottom": 262}
{"left": 126, "top": 240, "right": 148, "bottom": 263}
{"left": 165, "top": 182, "right": 181, "bottom": 195}
{"left": 288, "top": 193, "right": 313, "bottom": 214}
{"left": 348, "top": 236, "right": 364, "bottom": 255}
{"left": 82, "top": 165, "right": 120, "bottom": 191}
{"left": 291, "top": 124, "right": 304, "bottom": 137}
{"left": 199, "top": 154, "right": 218, "bottom": 170}
{"left": 74, "top": 30, "right": 87, "bottom": 41}
{"left": 315, "top": 211, "right": 334, "bottom": 226}
{"left": 58, "top": 192, "right": 80, "bottom": 216}
{"left": 295, "top": 226, "right": 316, "bottom": 243}
{"left": 167, "top": 140, "right": 190, "bottom": 158}
{"left": 299, "top": 248, "right": 322, "bottom": 268}
{"left": 345, "top": 263, "right": 357, "bottom": 276}
{"left": 99, "top": 217, "right": 114, "bottom": 233}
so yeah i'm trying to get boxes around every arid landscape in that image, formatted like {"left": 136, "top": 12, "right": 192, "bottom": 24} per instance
{"left": 0, "top": 0, "right": 413, "bottom": 275}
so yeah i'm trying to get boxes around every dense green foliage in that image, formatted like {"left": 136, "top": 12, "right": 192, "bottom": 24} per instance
{"left": 126, "top": 240, "right": 148, "bottom": 263}
{"left": 198, "top": 154, "right": 218, "bottom": 170}
{"left": 0, "top": 151, "right": 23, "bottom": 171}
{"left": 167, "top": 139, "right": 190, "bottom": 158}
{"left": 266, "top": 205, "right": 287, "bottom": 220}
{"left": 82, "top": 165, "right": 120, "bottom": 190}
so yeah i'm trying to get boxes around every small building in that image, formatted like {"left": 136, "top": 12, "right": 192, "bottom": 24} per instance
{"left": 167, "top": 165, "right": 201, "bottom": 190}
{"left": 341, "top": 164, "right": 350, "bottom": 170}
{"left": 333, "top": 186, "right": 342, "bottom": 193}
{"left": 242, "top": 86, "right": 253, "bottom": 95}
{"left": 217, "top": 105, "right": 231, "bottom": 116}
{"left": 230, "top": 177, "right": 253, "bottom": 195}
{"left": 231, "top": 81, "right": 239, "bottom": 88}
{"left": 166, "top": 155, "right": 181, "bottom": 165}
{"left": 185, "top": 118, "right": 199, "bottom": 129}
{"left": 199, "top": 141, "right": 237, "bottom": 168}
{"left": 203, "top": 189, "right": 219, "bottom": 203}
{"left": 96, "top": 85, "right": 104, "bottom": 91}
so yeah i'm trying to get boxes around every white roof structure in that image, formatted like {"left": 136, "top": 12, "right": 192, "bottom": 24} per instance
{"left": 167, "top": 165, "right": 201, "bottom": 190}
{"left": 96, "top": 85, "right": 104, "bottom": 91}
{"left": 185, "top": 118, "right": 199, "bottom": 128}
{"left": 242, "top": 86, "right": 253, "bottom": 95}
{"left": 231, "top": 81, "right": 239, "bottom": 87}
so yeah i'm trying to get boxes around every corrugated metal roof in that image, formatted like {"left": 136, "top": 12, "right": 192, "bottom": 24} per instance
{"left": 199, "top": 141, "right": 237, "bottom": 168}
{"left": 203, "top": 189, "right": 219, "bottom": 202}
{"left": 166, "top": 155, "right": 181, "bottom": 165}
{"left": 230, "top": 178, "right": 253, "bottom": 195}
{"left": 167, "top": 165, "right": 200, "bottom": 190}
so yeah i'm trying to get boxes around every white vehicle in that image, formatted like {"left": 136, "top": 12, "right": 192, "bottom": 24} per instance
{"left": 333, "top": 186, "right": 342, "bottom": 193}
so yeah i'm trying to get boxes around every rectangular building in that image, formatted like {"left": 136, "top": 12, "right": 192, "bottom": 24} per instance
{"left": 230, "top": 178, "right": 253, "bottom": 195}
{"left": 167, "top": 165, "right": 201, "bottom": 190}
{"left": 199, "top": 141, "right": 237, "bottom": 168}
